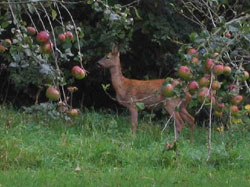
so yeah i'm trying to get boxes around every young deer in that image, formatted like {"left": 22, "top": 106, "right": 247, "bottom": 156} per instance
{"left": 98, "top": 46, "right": 195, "bottom": 139}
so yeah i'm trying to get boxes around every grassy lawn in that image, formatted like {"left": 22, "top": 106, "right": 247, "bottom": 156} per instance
{"left": 0, "top": 105, "right": 250, "bottom": 186}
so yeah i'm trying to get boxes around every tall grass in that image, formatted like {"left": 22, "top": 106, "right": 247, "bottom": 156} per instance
{"left": 0, "top": 105, "right": 250, "bottom": 186}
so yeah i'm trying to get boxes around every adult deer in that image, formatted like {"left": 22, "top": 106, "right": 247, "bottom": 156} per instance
{"left": 98, "top": 46, "right": 195, "bottom": 139}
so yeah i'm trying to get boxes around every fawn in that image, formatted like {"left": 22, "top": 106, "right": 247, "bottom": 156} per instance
{"left": 98, "top": 46, "right": 195, "bottom": 139}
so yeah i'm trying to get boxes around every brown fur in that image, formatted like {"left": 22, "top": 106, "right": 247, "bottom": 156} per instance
{"left": 98, "top": 46, "right": 195, "bottom": 139}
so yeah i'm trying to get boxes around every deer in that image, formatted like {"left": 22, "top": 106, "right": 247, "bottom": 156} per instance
{"left": 98, "top": 46, "right": 195, "bottom": 140}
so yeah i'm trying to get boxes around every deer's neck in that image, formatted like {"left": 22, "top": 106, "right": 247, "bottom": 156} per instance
{"left": 109, "top": 61, "right": 125, "bottom": 94}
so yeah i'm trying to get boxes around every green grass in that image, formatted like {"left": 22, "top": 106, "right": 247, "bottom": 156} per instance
{"left": 0, "top": 106, "right": 250, "bottom": 186}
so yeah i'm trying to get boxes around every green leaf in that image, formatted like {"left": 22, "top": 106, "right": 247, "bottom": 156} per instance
{"left": 243, "top": 34, "right": 250, "bottom": 42}
{"left": 136, "top": 102, "right": 145, "bottom": 110}
{"left": 27, "top": 4, "right": 35, "bottom": 14}
{"left": 101, "top": 84, "right": 110, "bottom": 91}
{"left": 133, "top": 7, "right": 142, "bottom": 20}
{"left": 219, "top": 0, "right": 228, "bottom": 4}
{"left": 24, "top": 49, "right": 32, "bottom": 56}
{"left": 189, "top": 32, "right": 198, "bottom": 42}
{"left": 1, "top": 21, "right": 9, "bottom": 29}
{"left": 52, "top": 9, "right": 57, "bottom": 21}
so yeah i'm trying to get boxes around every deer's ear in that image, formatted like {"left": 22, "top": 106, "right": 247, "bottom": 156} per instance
{"left": 111, "top": 45, "right": 120, "bottom": 56}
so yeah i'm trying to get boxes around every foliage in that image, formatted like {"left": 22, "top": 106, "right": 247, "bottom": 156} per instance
{"left": 0, "top": 0, "right": 249, "bottom": 125}
{"left": 0, "top": 0, "right": 135, "bottom": 109}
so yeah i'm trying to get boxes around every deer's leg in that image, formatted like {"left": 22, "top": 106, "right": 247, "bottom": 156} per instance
{"left": 180, "top": 108, "right": 195, "bottom": 141}
{"left": 128, "top": 106, "right": 138, "bottom": 136}
{"left": 174, "top": 111, "right": 185, "bottom": 136}
{"left": 164, "top": 105, "right": 184, "bottom": 139}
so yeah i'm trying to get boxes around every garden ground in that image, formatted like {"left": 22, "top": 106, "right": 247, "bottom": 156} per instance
{"left": 0, "top": 106, "right": 250, "bottom": 187}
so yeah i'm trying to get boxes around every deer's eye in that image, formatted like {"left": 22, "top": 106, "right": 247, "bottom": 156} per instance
{"left": 106, "top": 56, "right": 111, "bottom": 60}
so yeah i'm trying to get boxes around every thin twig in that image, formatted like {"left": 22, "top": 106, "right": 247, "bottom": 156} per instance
{"left": 244, "top": 81, "right": 250, "bottom": 93}
{"left": 23, "top": 5, "right": 38, "bottom": 31}
{"left": 202, "top": 0, "right": 216, "bottom": 28}
{"left": 162, "top": 113, "right": 174, "bottom": 132}
{"left": 206, "top": 82, "right": 214, "bottom": 162}
{"left": 33, "top": 4, "right": 46, "bottom": 31}
{"left": 173, "top": 112, "right": 178, "bottom": 142}
{"left": 55, "top": 3, "right": 65, "bottom": 32}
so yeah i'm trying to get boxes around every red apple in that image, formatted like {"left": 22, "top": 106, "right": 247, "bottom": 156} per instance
{"left": 178, "top": 66, "right": 192, "bottom": 80}
{"left": 46, "top": 87, "right": 60, "bottom": 101}
{"left": 223, "top": 66, "right": 232, "bottom": 75}
{"left": 205, "top": 59, "right": 214, "bottom": 71}
{"left": 198, "top": 87, "right": 209, "bottom": 103}
{"left": 68, "top": 109, "right": 79, "bottom": 116}
{"left": 229, "top": 84, "right": 238, "bottom": 92}
{"left": 65, "top": 31, "right": 74, "bottom": 41}
{"left": 36, "top": 31, "right": 50, "bottom": 43}
{"left": 198, "top": 91, "right": 208, "bottom": 103}
{"left": 213, "top": 65, "right": 224, "bottom": 75}
{"left": 216, "top": 103, "right": 225, "bottom": 112}
{"left": 0, "top": 44, "right": 6, "bottom": 52}
{"left": 191, "top": 57, "right": 199, "bottom": 65}
{"left": 27, "top": 26, "right": 36, "bottom": 35}
{"left": 200, "top": 87, "right": 209, "bottom": 93}
{"left": 241, "top": 71, "right": 249, "bottom": 81}
{"left": 199, "top": 76, "right": 210, "bottom": 87}
{"left": 212, "top": 81, "right": 221, "bottom": 90}
{"left": 58, "top": 33, "right": 66, "bottom": 42}
{"left": 231, "top": 95, "right": 243, "bottom": 105}
{"left": 40, "top": 41, "right": 53, "bottom": 54}
{"left": 210, "top": 96, "right": 216, "bottom": 104}
{"left": 225, "top": 32, "right": 232, "bottom": 38}
{"left": 188, "top": 48, "right": 197, "bottom": 56}
{"left": 231, "top": 105, "right": 239, "bottom": 115}
{"left": 72, "top": 66, "right": 86, "bottom": 80}
{"left": 57, "top": 101, "right": 68, "bottom": 113}
{"left": 163, "top": 84, "right": 174, "bottom": 97}
{"left": 188, "top": 81, "right": 199, "bottom": 94}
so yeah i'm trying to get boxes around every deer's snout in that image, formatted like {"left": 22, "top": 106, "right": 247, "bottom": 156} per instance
{"left": 97, "top": 60, "right": 104, "bottom": 68}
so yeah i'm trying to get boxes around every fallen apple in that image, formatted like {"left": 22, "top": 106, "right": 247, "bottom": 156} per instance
{"left": 68, "top": 109, "right": 79, "bottom": 116}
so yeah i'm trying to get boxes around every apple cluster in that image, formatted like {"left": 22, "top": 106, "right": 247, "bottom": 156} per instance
{"left": 163, "top": 46, "right": 249, "bottom": 119}
{"left": 27, "top": 27, "right": 75, "bottom": 54}
{"left": 25, "top": 26, "right": 87, "bottom": 115}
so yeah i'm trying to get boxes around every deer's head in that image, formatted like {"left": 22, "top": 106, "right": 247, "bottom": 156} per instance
{"left": 97, "top": 46, "right": 120, "bottom": 69}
